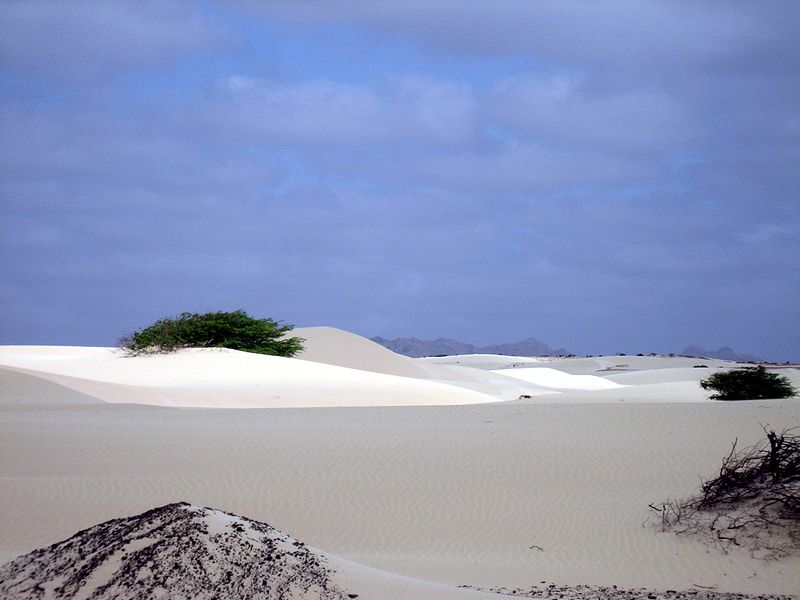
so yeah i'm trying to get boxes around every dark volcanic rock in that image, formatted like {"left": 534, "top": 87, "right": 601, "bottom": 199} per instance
{"left": 0, "top": 502, "right": 351, "bottom": 600}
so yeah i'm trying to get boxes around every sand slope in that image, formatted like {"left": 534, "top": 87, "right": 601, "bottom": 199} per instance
{"left": 534, "top": 355, "right": 741, "bottom": 375}
{"left": 0, "top": 367, "right": 103, "bottom": 407}
{"left": 2, "top": 401, "right": 799, "bottom": 596}
{"left": 0, "top": 502, "right": 503, "bottom": 600}
{"left": 1, "top": 333, "right": 799, "bottom": 598}
{"left": 491, "top": 366, "right": 623, "bottom": 390}
{"left": 295, "top": 327, "right": 564, "bottom": 400}
{"left": 0, "top": 345, "right": 501, "bottom": 408}
{"left": 295, "top": 326, "right": 432, "bottom": 378}
{"left": 420, "top": 353, "right": 546, "bottom": 370}
{"left": 5, "top": 503, "right": 792, "bottom": 600}
{"left": 6, "top": 334, "right": 790, "bottom": 409}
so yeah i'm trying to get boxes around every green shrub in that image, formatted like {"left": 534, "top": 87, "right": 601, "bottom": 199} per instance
{"left": 700, "top": 365, "right": 797, "bottom": 400}
{"left": 121, "top": 310, "right": 304, "bottom": 357}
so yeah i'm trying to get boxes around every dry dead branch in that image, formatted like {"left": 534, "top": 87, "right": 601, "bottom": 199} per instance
{"left": 650, "top": 427, "right": 800, "bottom": 559}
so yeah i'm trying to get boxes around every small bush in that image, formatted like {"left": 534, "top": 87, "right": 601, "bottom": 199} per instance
{"left": 121, "top": 310, "right": 304, "bottom": 357}
{"left": 700, "top": 365, "right": 797, "bottom": 400}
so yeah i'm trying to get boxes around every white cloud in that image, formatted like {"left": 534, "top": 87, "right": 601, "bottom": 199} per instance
{"left": 741, "top": 223, "right": 798, "bottom": 244}
{"left": 230, "top": 1, "right": 782, "bottom": 71}
{"left": 0, "top": 0, "right": 227, "bottom": 80}
{"left": 324, "top": 140, "right": 647, "bottom": 195}
{"left": 214, "top": 75, "right": 475, "bottom": 145}
{"left": 488, "top": 74, "right": 700, "bottom": 152}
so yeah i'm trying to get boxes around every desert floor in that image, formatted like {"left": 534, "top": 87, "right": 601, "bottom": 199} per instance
{"left": 1, "top": 329, "right": 799, "bottom": 599}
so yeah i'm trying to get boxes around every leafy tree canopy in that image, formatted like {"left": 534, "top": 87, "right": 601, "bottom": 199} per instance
{"left": 121, "top": 310, "right": 304, "bottom": 357}
{"left": 700, "top": 365, "right": 797, "bottom": 400}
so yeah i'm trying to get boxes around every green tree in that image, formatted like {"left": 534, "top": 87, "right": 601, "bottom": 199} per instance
{"left": 121, "top": 310, "right": 305, "bottom": 357}
{"left": 700, "top": 365, "right": 797, "bottom": 400}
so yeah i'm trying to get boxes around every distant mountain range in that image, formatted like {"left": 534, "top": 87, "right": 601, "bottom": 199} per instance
{"left": 370, "top": 336, "right": 569, "bottom": 358}
{"left": 370, "top": 336, "right": 765, "bottom": 362}
{"left": 681, "top": 345, "right": 763, "bottom": 363}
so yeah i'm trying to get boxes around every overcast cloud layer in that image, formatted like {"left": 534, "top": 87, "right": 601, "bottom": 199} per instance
{"left": 1, "top": 1, "right": 798, "bottom": 360}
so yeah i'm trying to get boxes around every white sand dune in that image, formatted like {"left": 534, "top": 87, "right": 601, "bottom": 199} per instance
{"left": 296, "top": 327, "right": 562, "bottom": 400}
{"left": 538, "top": 355, "right": 740, "bottom": 376}
{"left": 295, "top": 326, "right": 432, "bottom": 378}
{"left": 0, "top": 345, "right": 501, "bottom": 408}
{"left": 491, "top": 366, "right": 624, "bottom": 390}
{"left": 605, "top": 367, "right": 723, "bottom": 385}
{"left": 0, "top": 366, "right": 103, "bottom": 406}
{"left": 1, "top": 331, "right": 799, "bottom": 598}
{"left": 420, "top": 353, "right": 546, "bottom": 370}
{"left": 601, "top": 365, "right": 800, "bottom": 391}
{"left": 539, "top": 380, "right": 712, "bottom": 403}
{"left": 4, "top": 332, "right": 772, "bottom": 410}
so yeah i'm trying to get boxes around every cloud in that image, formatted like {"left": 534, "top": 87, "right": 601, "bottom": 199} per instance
{"left": 210, "top": 75, "right": 476, "bottom": 145}
{"left": 323, "top": 141, "right": 648, "bottom": 196}
{"left": 0, "top": 0, "right": 227, "bottom": 81}
{"left": 1, "top": 1, "right": 798, "bottom": 360}
{"left": 487, "top": 74, "right": 701, "bottom": 153}
{"left": 232, "top": 1, "right": 799, "bottom": 71}
{"left": 740, "top": 223, "right": 799, "bottom": 245}
{"left": 0, "top": 101, "right": 285, "bottom": 210}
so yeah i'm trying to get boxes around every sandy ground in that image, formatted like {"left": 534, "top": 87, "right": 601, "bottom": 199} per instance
{"left": 1, "top": 330, "right": 799, "bottom": 598}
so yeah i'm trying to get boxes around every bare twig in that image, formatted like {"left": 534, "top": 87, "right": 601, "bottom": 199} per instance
{"left": 650, "top": 428, "right": 800, "bottom": 559}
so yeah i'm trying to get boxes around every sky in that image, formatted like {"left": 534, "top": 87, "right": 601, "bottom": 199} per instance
{"left": 1, "top": 1, "right": 799, "bottom": 360}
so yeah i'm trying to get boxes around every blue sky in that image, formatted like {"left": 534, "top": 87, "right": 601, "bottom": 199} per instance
{"left": 1, "top": 1, "right": 799, "bottom": 360}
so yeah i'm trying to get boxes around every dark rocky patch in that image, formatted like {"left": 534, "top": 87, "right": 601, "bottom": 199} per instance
{"left": 462, "top": 583, "right": 795, "bottom": 600}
